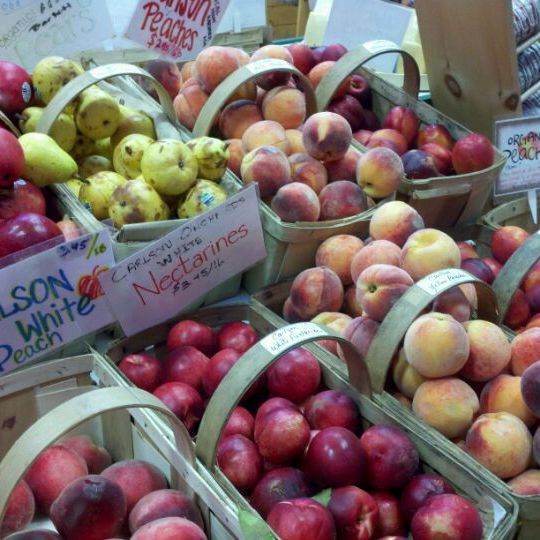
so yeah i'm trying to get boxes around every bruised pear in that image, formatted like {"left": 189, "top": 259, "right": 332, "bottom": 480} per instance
{"left": 79, "top": 171, "right": 127, "bottom": 220}
{"left": 111, "top": 106, "right": 156, "bottom": 148}
{"left": 113, "top": 134, "right": 154, "bottom": 179}
{"left": 75, "top": 86, "right": 120, "bottom": 140}
{"left": 178, "top": 179, "right": 227, "bottom": 218}
{"left": 187, "top": 137, "right": 229, "bottom": 181}
{"left": 70, "top": 133, "right": 97, "bottom": 161}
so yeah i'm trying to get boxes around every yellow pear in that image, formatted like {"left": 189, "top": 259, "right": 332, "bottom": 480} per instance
{"left": 64, "top": 178, "right": 83, "bottom": 197}
{"left": 19, "top": 106, "right": 77, "bottom": 152}
{"left": 111, "top": 109, "right": 156, "bottom": 149}
{"left": 178, "top": 179, "right": 228, "bottom": 218}
{"left": 70, "top": 133, "right": 97, "bottom": 161}
{"left": 79, "top": 155, "right": 113, "bottom": 178}
{"left": 75, "top": 86, "right": 120, "bottom": 140}
{"left": 79, "top": 171, "right": 127, "bottom": 220}
{"left": 113, "top": 134, "right": 154, "bottom": 179}
{"left": 94, "top": 138, "right": 113, "bottom": 161}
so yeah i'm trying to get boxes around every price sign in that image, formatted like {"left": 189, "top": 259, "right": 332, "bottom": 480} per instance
{"left": 99, "top": 185, "right": 266, "bottom": 336}
{"left": 124, "top": 0, "right": 230, "bottom": 61}
{"left": 0, "top": 229, "right": 115, "bottom": 375}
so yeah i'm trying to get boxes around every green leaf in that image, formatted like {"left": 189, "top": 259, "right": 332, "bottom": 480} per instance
{"left": 238, "top": 508, "right": 275, "bottom": 540}
{"left": 312, "top": 488, "right": 332, "bottom": 507}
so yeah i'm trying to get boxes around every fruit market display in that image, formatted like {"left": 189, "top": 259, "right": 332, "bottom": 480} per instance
{"left": 114, "top": 317, "right": 485, "bottom": 540}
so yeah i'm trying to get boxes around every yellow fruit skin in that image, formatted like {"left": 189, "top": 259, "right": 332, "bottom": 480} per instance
{"left": 19, "top": 107, "right": 77, "bottom": 152}
{"left": 79, "top": 171, "right": 127, "bottom": 220}
{"left": 75, "top": 86, "right": 120, "bottom": 140}
{"left": 113, "top": 134, "right": 154, "bottom": 179}
{"left": 78, "top": 155, "right": 112, "bottom": 178}
{"left": 187, "top": 137, "right": 230, "bottom": 181}
{"left": 178, "top": 179, "right": 227, "bottom": 218}
{"left": 111, "top": 109, "right": 156, "bottom": 149}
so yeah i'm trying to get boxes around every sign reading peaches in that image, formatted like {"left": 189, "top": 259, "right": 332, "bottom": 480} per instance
{"left": 0, "top": 229, "right": 115, "bottom": 376}
{"left": 125, "top": 0, "right": 230, "bottom": 61}
{"left": 98, "top": 185, "right": 266, "bottom": 336}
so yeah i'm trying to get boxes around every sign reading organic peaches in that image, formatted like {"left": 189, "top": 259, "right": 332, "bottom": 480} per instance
{"left": 98, "top": 185, "right": 266, "bottom": 336}
{"left": 125, "top": 0, "right": 230, "bottom": 61}
{"left": 0, "top": 229, "right": 115, "bottom": 375}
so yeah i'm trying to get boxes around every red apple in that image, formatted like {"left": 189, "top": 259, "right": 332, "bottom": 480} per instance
{"left": 303, "top": 390, "right": 360, "bottom": 433}
{"left": 202, "top": 348, "right": 242, "bottom": 397}
{"left": 417, "top": 124, "right": 453, "bottom": 150}
{"left": 167, "top": 320, "right": 216, "bottom": 356}
{"left": 118, "top": 353, "right": 162, "bottom": 392}
{"left": 217, "top": 321, "right": 258, "bottom": 353}
{"left": 223, "top": 406, "right": 255, "bottom": 439}
{"left": 348, "top": 74, "right": 371, "bottom": 108}
{"left": 255, "top": 397, "right": 299, "bottom": 430}
{"left": 491, "top": 225, "right": 530, "bottom": 264}
{"left": 0, "top": 179, "right": 46, "bottom": 220}
{"left": 452, "top": 133, "right": 495, "bottom": 174}
{"left": 461, "top": 257, "right": 495, "bottom": 284}
{"left": 0, "top": 61, "right": 33, "bottom": 115}
{"left": 0, "top": 128, "right": 25, "bottom": 188}
{"left": 162, "top": 345, "right": 209, "bottom": 392}
{"left": 372, "top": 492, "right": 406, "bottom": 538}
{"left": 153, "top": 382, "right": 204, "bottom": 434}
{"left": 217, "top": 434, "right": 263, "bottom": 492}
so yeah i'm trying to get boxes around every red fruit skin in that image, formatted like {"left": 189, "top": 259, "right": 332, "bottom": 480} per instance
{"left": 0, "top": 129, "right": 24, "bottom": 188}
{"left": 303, "top": 390, "right": 361, "bottom": 433}
{"left": 217, "top": 434, "right": 263, "bottom": 492}
{"left": 202, "top": 348, "right": 242, "bottom": 397}
{"left": 328, "top": 485, "right": 379, "bottom": 540}
{"left": 491, "top": 225, "right": 530, "bottom": 264}
{"left": 504, "top": 289, "right": 531, "bottom": 329}
{"left": 267, "top": 497, "right": 336, "bottom": 540}
{"left": 372, "top": 492, "right": 406, "bottom": 538}
{"left": 143, "top": 60, "right": 182, "bottom": 99}
{"left": 255, "top": 397, "right": 299, "bottom": 436}
{"left": 482, "top": 257, "right": 502, "bottom": 278}
{"left": 118, "top": 353, "right": 162, "bottom": 392}
{"left": 320, "top": 43, "right": 348, "bottom": 62}
{"left": 0, "top": 179, "right": 46, "bottom": 220}
{"left": 452, "top": 133, "right": 495, "bottom": 174}
{"left": 166, "top": 319, "right": 216, "bottom": 355}
{"left": 287, "top": 43, "right": 316, "bottom": 75}
{"left": 58, "top": 434, "right": 112, "bottom": 474}
{"left": 328, "top": 94, "right": 365, "bottom": 132}
{"left": 0, "top": 61, "right": 33, "bottom": 115}
{"left": 223, "top": 406, "right": 255, "bottom": 439}
{"left": 417, "top": 124, "right": 453, "bottom": 150}
{"left": 461, "top": 257, "right": 495, "bottom": 284}
{"left": 162, "top": 345, "right": 209, "bottom": 391}
{"left": 0, "top": 480, "right": 35, "bottom": 537}
{"left": 420, "top": 143, "right": 453, "bottom": 175}
{"left": 217, "top": 321, "right": 259, "bottom": 353}
{"left": 383, "top": 106, "right": 419, "bottom": 147}
{"left": 130, "top": 516, "right": 207, "bottom": 540}
{"left": 347, "top": 74, "right": 371, "bottom": 108}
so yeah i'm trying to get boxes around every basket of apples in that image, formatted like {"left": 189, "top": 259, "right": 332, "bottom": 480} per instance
{"left": 104, "top": 303, "right": 517, "bottom": 539}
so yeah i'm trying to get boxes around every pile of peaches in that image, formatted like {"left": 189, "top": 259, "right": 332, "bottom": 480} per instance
{"left": 278, "top": 200, "right": 540, "bottom": 495}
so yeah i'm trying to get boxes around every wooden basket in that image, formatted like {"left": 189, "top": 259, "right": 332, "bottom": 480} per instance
{"left": 316, "top": 43, "right": 507, "bottom": 228}
{"left": 0, "top": 350, "right": 246, "bottom": 539}
{"left": 104, "top": 304, "right": 517, "bottom": 539}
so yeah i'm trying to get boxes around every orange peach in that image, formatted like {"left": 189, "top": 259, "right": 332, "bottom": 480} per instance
{"left": 318, "top": 181, "right": 370, "bottom": 221}
{"left": 219, "top": 100, "right": 263, "bottom": 139}
{"left": 242, "top": 120, "right": 289, "bottom": 153}
{"left": 404, "top": 312, "right": 470, "bottom": 378}
{"left": 392, "top": 348, "right": 427, "bottom": 399}
{"left": 356, "top": 146, "right": 404, "bottom": 199}
{"left": 288, "top": 153, "right": 328, "bottom": 194}
{"left": 262, "top": 86, "right": 306, "bottom": 129}
{"left": 250, "top": 45, "right": 294, "bottom": 90}
{"left": 400, "top": 229, "right": 461, "bottom": 281}
{"left": 339, "top": 316, "right": 380, "bottom": 359}
{"left": 315, "top": 234, "right": 364, "bottom": 285}
{"left": 241, "top": 145, "right": 291, "bottom": 198}
{"left": 412, "top": 378, "right": 479, "bottom": 438}
{"left": 459, "top": 320, "right": 511, "bottom": 382}
{"left": 180, "top": 61, "right": 194, "bottom": 81}
{"left": 350, "top": 240, "right": 401, "bottom": 283}
{"left": 311, "top": 311, "right": 352, "bottom": 355}
{"left": 285, "top": 129, "right": 306, "bottom": 154}
{"left": 308, "top": 61, "right": 349, "bottom": 99}
{"left": 227, "top": 81, "right": 257, "bottom": 104}
{"left": 465, "top": 412, "right": 532, "bottom": 479}
{"left": 271, "top": 182, "right": 320, "bottom": 222}
{"left": 356, "top": 264, "right": 414, "bottom": 322}
{"left": 369, "top": 201, "right": 425, "bottom": 247}
{"left": 511, "top": 327, "right": 540, "bottom": 375}
{"left": 432, "top": 286, "right": 471, "bottom": 323}
{"left": 508, "top": 469, "right": 540, "bottom": 496}
{"left": 491, "top": 225, "right": 530, "bottom": 265}
{"left": 302, "top": 112, "right": 352, "bottom": 162}
{"left": 194, "top": 45, "right": 244, "bottom": 93}
{"left": 342, "top": 285, "right": 363, "bottom": 317}
{"left": 522, "top": 261, "right": 540, "bottom": 293}
{"left": 367, "top": 129, "right": 408, "bottom": 156}
{"left": 226, "top": 138, "right": 244, "bottom": 176}
{"left": 324, "top": 147, "right": 361, "bottom": 182}
{"left": 173, "top": 83, "right": 209, "bottom": 130}
{"left": 393, "top": 392, "right": 412, "bottom": 410}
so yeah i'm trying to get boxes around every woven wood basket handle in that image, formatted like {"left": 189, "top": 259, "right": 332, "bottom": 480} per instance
{"left": 0, "top": 386, "right": 194, "bottom": 525}
{"left": 195, "top": 322, "right": 371, "bottom": 469}
{"left": 492, "top": 233, "right": 540, "bottom": 323}
{"left": 192, "top": 59, "right": 318, "bottom": 137}
{"left": 316, "top": 41, "right": 421, "bottom": 110}
{"left": 0, "top": 110, "right": 21, "bottom": 137}
{"left": 365, "top": 268, "right": 500, "bottom": 393}
{"left": 35, "top": 63, "right": 178, "bottom": 134}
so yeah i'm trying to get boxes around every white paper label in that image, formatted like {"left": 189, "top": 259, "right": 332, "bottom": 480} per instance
{"left": 259, "top": 323, "right": 328, "bottom": 356}
{"left": 246, "top": 58, "right": 291, "bottom": 75}
{"left": 415, "top": 268, "right": 473, "bottom": 296}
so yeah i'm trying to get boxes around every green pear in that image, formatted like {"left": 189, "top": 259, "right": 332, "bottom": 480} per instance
{"left": 111, "top": 109, "right": 156, "bottom": 149}
{"left": 70, "top": 133, "right": 97, "bottom": 161}
{"left": 141, "top": 139, "right": 198, "bottom": 196}
{"left": 79, "top": 155, "right": 113, "bottom": 178}
{"left": 19, "top": 106, "right": 77, "bottom": 152}
{"left": 108, "top": 179, "right": 170, "bottom": 228}
{"left": 19, "top": 133, "right": 78, "bottom": 187}
{"left": 75, "top": 86, "right": 120, "bottom": 140}
{"left": 79, "top": 171, "right": 127, "bottom": 220}
{"left": 113, "top": 134, "right": 154, "bottom": 179}
{"left": 94, "top": 138, "right": 113, "bottom": 161}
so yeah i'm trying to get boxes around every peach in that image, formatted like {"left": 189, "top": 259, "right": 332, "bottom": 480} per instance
{"left": 342, "top": 285, "right": 363, "bottom": 317}
{"left": 452, "top": 133, "right": 495, "bottom": 174}
{"left": 392, "top": 348, "right": 427, "bottom": 399}
{"left": 521, "top": 360, "right": 540, "bottom": 416}
{"left": 535, "top": 425, "right": 540, "bottom": 465}
{"left": 511, "top": 327, "right": 540, "bottom": 375}
{"left": 527, "top": 312, "right": 540, "bottom": 330}
{"left": 417, "top": 124, "right": 454, "bottom": 150}
{"left": 241, "top": 145, "right": 291, "bottom": 198}
{"left": 356, "top": 264, "right": 414, "bottom": 322}
{"left": 491, "top": 225, "right": 530, "bottom": 264}
{"left": 350, "top": 240, "right": 401, "bottom": 283}
{"left": 219, "top": 100, "right": 262, "bottom": 139}
{"left": 483, "top": 256, "right": 503, "bottom": 278}
{"left": 315, "top": 234, "right": 364, "bottom": 285}
{"left": 285, "top": 129, "right": 306, "bottom": 154}
{"left": 369, "top": 201, "right": 425, "bottom": 247}
{"left": 325, "top": 147, "right": 361, "bottom": 182}
{"left": 194, "top": 45, "right": 244, "bottom": 93}
{"left": 290, "top": 266, "right": 344, "bottom": 319}
{"left": 465, "top": 412, "right": 532, "bottom": 479}
{"left": 287, "top": 43, "right": 316, "bottom": 75}
{"left": 1, "top": 480, "right": 34, "bottom": 537}
{"left": 241, "top": 119, "right": 289, "bottom": 153}
{"left": 308, "top": 61, "right": 349, "bottom": 99}
{"left": 456, "top": 240, "right": 478, "bottom": 261}
{"left": 393, "top": 392, "right": 412, "bottom": 410}
{"left": 173, "top": 83, "right": 209, "bottom": 130}
{"left": 480, "top": 374, "right": 535, "bottom": 426}
{"left": 302, "top": 112, "right": 352, "bottom": 162}
{"left": 288, "top": 153, "right": 328, "bottom": 194}
{"left": 404, "top": 312, "right": 470, "bottom": 378}
{"left": 319, "top": 180, "right": 370, "bottom": 220}
{"left": 420, "top": 142, "right": 453, "bottom": 175}
{"left": 58, "top": 434, "right": 112, "bottom": 474}
{"left": 262, "top": 86, "right": 306, "bottom": 129}
{"left": 508, "top": 469, "right": 540, "bottom": 496}
{"left": 412, "top": 378, "right": 479, "bottom": 438}
{"left": 504, "top": 289, "right": 531, "bottom": 330}
{"left": 24, "top": 445, "right": 88, "bottom": 513}
{"left": 250, "top": 44, "right": 293, "bottom": 90}
{"left": 432, "top": 286, "right": 471, "bottom": 323}
{"left": 311, "top": 311, "right": 352, "bottom": 355}
{"left": 227, "top": 80, "right": 257, "bottom": 104}
{"left": 353, "top": 129, "right": 373, "bottom": 146}
{"left": 460, "top": 320, "right": 511, "bottom": 382}
{"left": 356, "top": 147, "right": 404, "bottom": 199}
{"left": 180, "top": 61, "right": 194, "bottom": 81}
{"left": 367, "top": 129, "right": 408, "bottom": 156}
{"left": 225, "top": 138, "right": 244, "bottom": 176}
{"left": 271, "top": 182, "right": 320, "bottom": 222}
{"left": 400, "top": 229, "right": 461, "bottom": 281}
{"left": 283, "top": 296, "right": 305, "bottom": 322}
{"left": 382, "top": 106, "right": 419, "bottom": 147}
{"left": 339, "top": 316, "right": 380, "bottom": 360}
{"left": 327, "top": 94, "right": 365, "bottom": 132}
{"left": 130, "top": 516, "right": 206, "bottom": 540}
{"left": 522, "top": 261, "right": 540, "bottom": 293}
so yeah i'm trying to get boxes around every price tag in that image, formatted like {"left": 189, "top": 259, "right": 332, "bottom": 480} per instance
{"left": 124, "top": 0, "right": 230, "bottom": 61}
{"left": 0, "top": 229, "right": 115, "bottom": 375}
{"left": 246, "top": 58, "right": 291, "bottom": 75}
{"left": 259, "top": 323, "right": 328, "bottom": 356}
{"left": 415, "top": 268, "right": 473, "bottom": 296}
{"left": 98, "top": 185, "right": 266, "bottom": 336}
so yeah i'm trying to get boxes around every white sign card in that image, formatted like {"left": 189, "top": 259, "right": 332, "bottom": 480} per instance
{"left": 98, "top": 185, "right": 266, "bottom": 336}
{"left": 124, "top": 0, "right": 230, "bottom": 61}
{"left": 0, "top": 0, "right": 115, "bottom": 70}
{"left": 0, "top": 229, "right": 115, "bottom": 375}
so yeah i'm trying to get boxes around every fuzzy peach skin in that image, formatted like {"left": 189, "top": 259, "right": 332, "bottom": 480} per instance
{"left": 392, "top": 348, "right": 426, "bottom": 399}
{"left": 226, "top": 138, "right": 244, "bottom": 176}
{"left": 262, "top": 86, "right": 306, "bottom": 129}
{"left": 367, "top": 128, "right": 408, "bottom": 156}
{"left": 511, "top": 327, "right": 540, "bottom": 375}
{"left": 368, "top": 201, "right": 425, "bottom": 247}
{"left": 338, "top": 316, "right": 380, "bottom": 360}
{"left": 508, "top": 469, "right": 540, "bottom": 496}
{"left": 460, "top": 320, "right": 511, "bottom": 382}
{"left": 271, "top": 182, "right": 321, "bottom": 223}
{"left": 400, "top": 228, "right": 461, "bottom": 281}
{"left": 356, "top": 264, "right": 414, "bottom": 322}
{"left": 432, "top": 286, "right": 471, "bottom": 323}
{"left": 285, "top": 129, "right": 306, "bottom": 154}
{"left": 311, "top": 312, "right": 352, "bottom": 355}
{"left": 465, "top": 412, "right": 532, "bottom": 479}
{"left": 219, "top": 99, "right": 263, "bottom": 139}
{"left": 194, "top": 45, "right": 246, "bottom": 93}
{"left": 479, "top": 374, "right": 536, "bottom": 427}
{"left": 342, "top": 285, "right": 363, "bottom": 317}
{"left": 241, "top": 145, "right": 291, "bottom": 198}
{"left": 412, "top": 378, "right": 479, "bottom": 439}
{"left": 302, "top": 112, "right": 352, "bottom": 162}
{"left": 173, "top": 83, "right": 209, "bottom": 131}
{"left": 356, "top": 147, "right": 404, "bottom": 199}
{"left": 350, "top": 240, "right": 401, "bottom": 283}
{"left": 404, "top": 312, "right": 470, "bottom": 378}
{"left": 325, "top": 147, "right": 361, "bottom": 182}
{"left": 242, "top": 120, "right": 289, "bottom": 153}
{"left": 288, "top": 153, "right": 328, "bottom": 194}
{"left": 316, "top": 234, "right": 364, "bottom": 286}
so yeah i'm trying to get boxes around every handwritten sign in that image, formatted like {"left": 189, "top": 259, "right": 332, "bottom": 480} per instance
{"left": 99, "top": 185, "right": 266, "bottom": 336}
{"left": 260, "top": 323, "right": 327, "bottom": 356}
{"left": 0, "top": 229, "right": 115, "bottom": 375}
{"left": 125, "top": 0, "right": 230, "bottom": 61}
{"left": 416, "top": 268, "right": 474, "bottom": 296}
{"left": 0, "top": 0, "right": 115, "bottom": 70}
